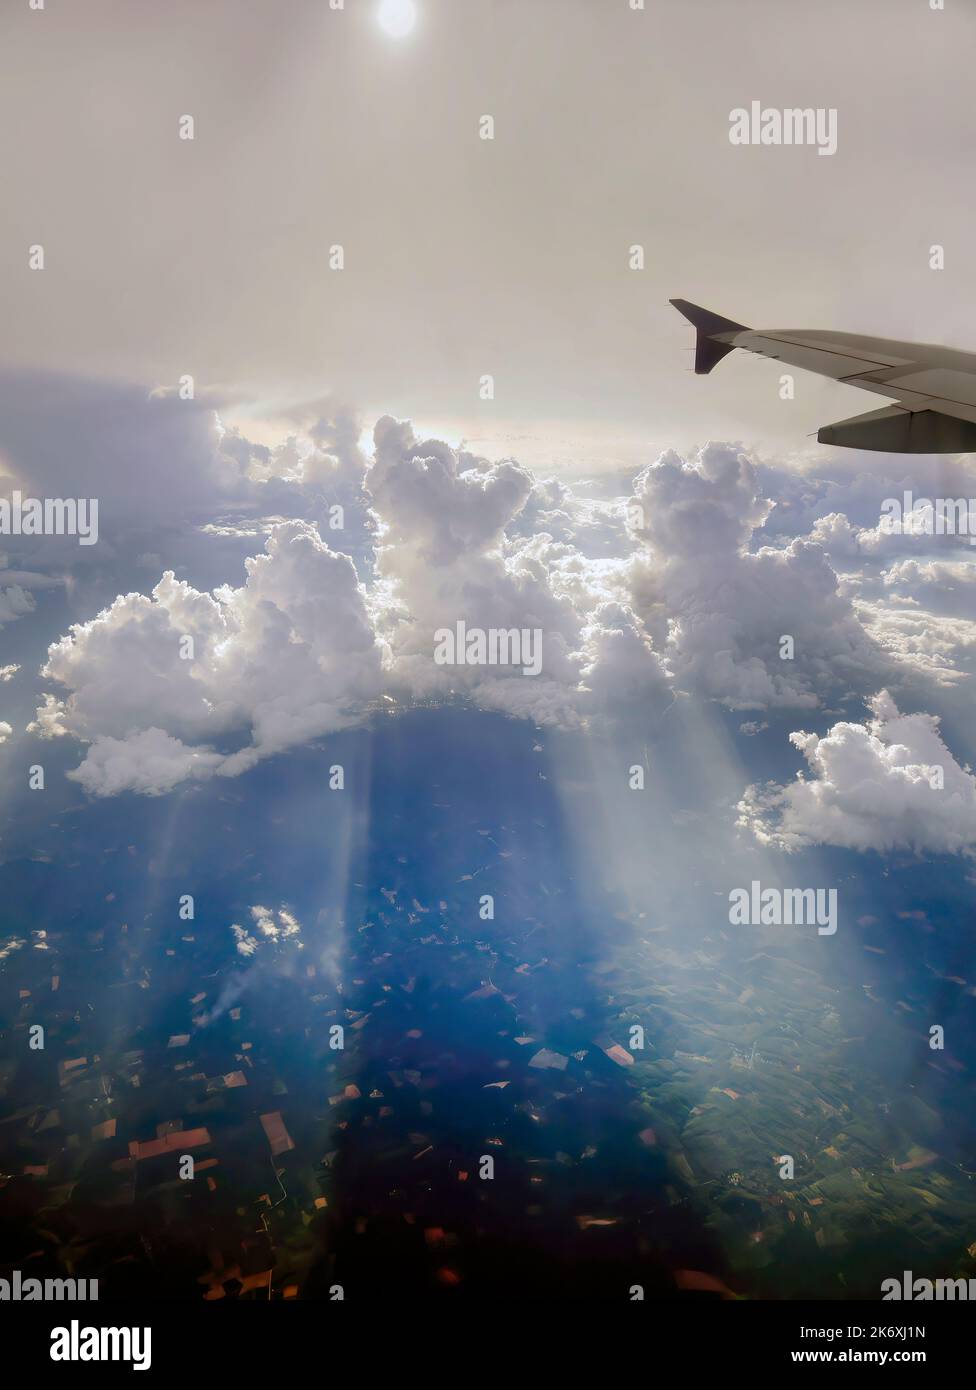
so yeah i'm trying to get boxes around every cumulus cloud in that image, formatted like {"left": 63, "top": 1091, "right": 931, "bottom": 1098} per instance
{"left": 63, "top": 728, "right": 224, "bottom": 798}
{"left": 23, "top": 410, "right": 975, "bottom": 799}
{"left": 759, "top": 455, "right": 976, "bottom": 541}
{"left": 367, "top": 416, "right": 670, "bottom": 726}
{"left": 854, "top": 599, "right": 976, "bottom": 688}
{"left": 0, "top": 584, "right": 34, "bottom": 627}
{"left": 806, "top": 511, "right": 862, "bottom": 559}
{"left": 880, "top": 559, "right": 976, "bottom": 626}
{"left": 794, "top": 494, "right": 976, "bottom": 581}
{"left": 30, "top": 521, "right": 386, "bottom": 795}
{"left": 0, "top": 376, "right": 376, "bottom": 607}
{"left": 209, "top": 404, "right": 374, "bottom": 554}
{"left": 0, "top": 555, "right": 64, "bottom": 630}
{"left": 27, "top": 419, "right": 677, "bottom": 794}
{"left": 884, "top": 558, "right": 976, "bottom": 592}
{"left": 506, "top": 475, "right": 632, "bottom": 557}
{"left": 738, "top": 691, "right": 976, "bottom": 855}
{"left": 627, "top": 444, "right": 885, "bottom": 709}
{"left": 232, "top": 904, "right": 303, "bottom": 958}
{"left": 857, "top": 498, "right": 976, "bottom": 558}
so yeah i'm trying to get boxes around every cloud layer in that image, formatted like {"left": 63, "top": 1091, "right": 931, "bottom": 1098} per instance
{"left": 15, "top": 408, "right": 976, "bottom": 814}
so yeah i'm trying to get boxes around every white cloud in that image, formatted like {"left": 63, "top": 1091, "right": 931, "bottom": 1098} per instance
{"left": 884, "top": 557, "right": 976, "bottom": 592}
{"left": 627, "top": 445, "right": 885, "bottom": 709}
{"left": 880, "top": 558, "right": 976, "bottom": 622}
{"left": 806, "top": 511, "right": 861, "bottom": 558}
{"left": 230, "top": 924, "right": 260, "bottom": 958}
{"left": 64, "top": 728, "right": 224, "bottom": 798}
{"left": 250, "top": 903, "right": 302, "bottom": 943}
{"left": 28, "top": 419, "right": 676, "bottom": 793}
{"left": 854, "top": 600, "right": 976, "bottom": 687}
{"left": 31, "top": 520, "right": 386, "bottom": 795}
{"left": 24, "top": 415, "right": 975, "bottom": 801}
{"left": 889, "top": 556, "right": 976, "bottom": 589}
{"left": 857, "top": 500, "right": 976, "bottom": 558}
{"left": 367, "top": 417, "right": 671, "bottom": 727}
{"left": 232, "top": 904, "right": 303, "bottom": 957}
{"left": 0, "top": 584, "right": 34, "bottom": 627}
{"left": 738, "top": 691, "right": 976, "bottom": 855}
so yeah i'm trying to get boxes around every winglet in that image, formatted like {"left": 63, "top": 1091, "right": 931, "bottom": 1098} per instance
{"left": 670, "top": 299, "right": 748, "bottom": 374}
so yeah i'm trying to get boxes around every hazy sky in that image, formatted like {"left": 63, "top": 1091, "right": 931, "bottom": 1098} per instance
{"left": 3, "top": 0, "right": 976, "bottom": 466}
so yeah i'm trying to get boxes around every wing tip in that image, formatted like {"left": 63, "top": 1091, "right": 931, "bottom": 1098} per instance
{"left": 670, "top": 299, "right": 748, "bottom": 374}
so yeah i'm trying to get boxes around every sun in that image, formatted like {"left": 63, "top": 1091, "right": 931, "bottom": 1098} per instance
{"left": 377, "top": 0, "right": 417, "bottom": 39}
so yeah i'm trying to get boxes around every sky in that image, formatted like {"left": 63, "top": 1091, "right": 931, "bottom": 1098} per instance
{"left": 3, "top": 0, "right": 976, "bottom": 467}
{"left": 2, "top": 0, "right": 976, "bottom": 1314}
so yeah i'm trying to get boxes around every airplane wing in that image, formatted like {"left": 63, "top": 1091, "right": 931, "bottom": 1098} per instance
{"left": 670, "top": 298, "right": 976, "bottom": 452}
